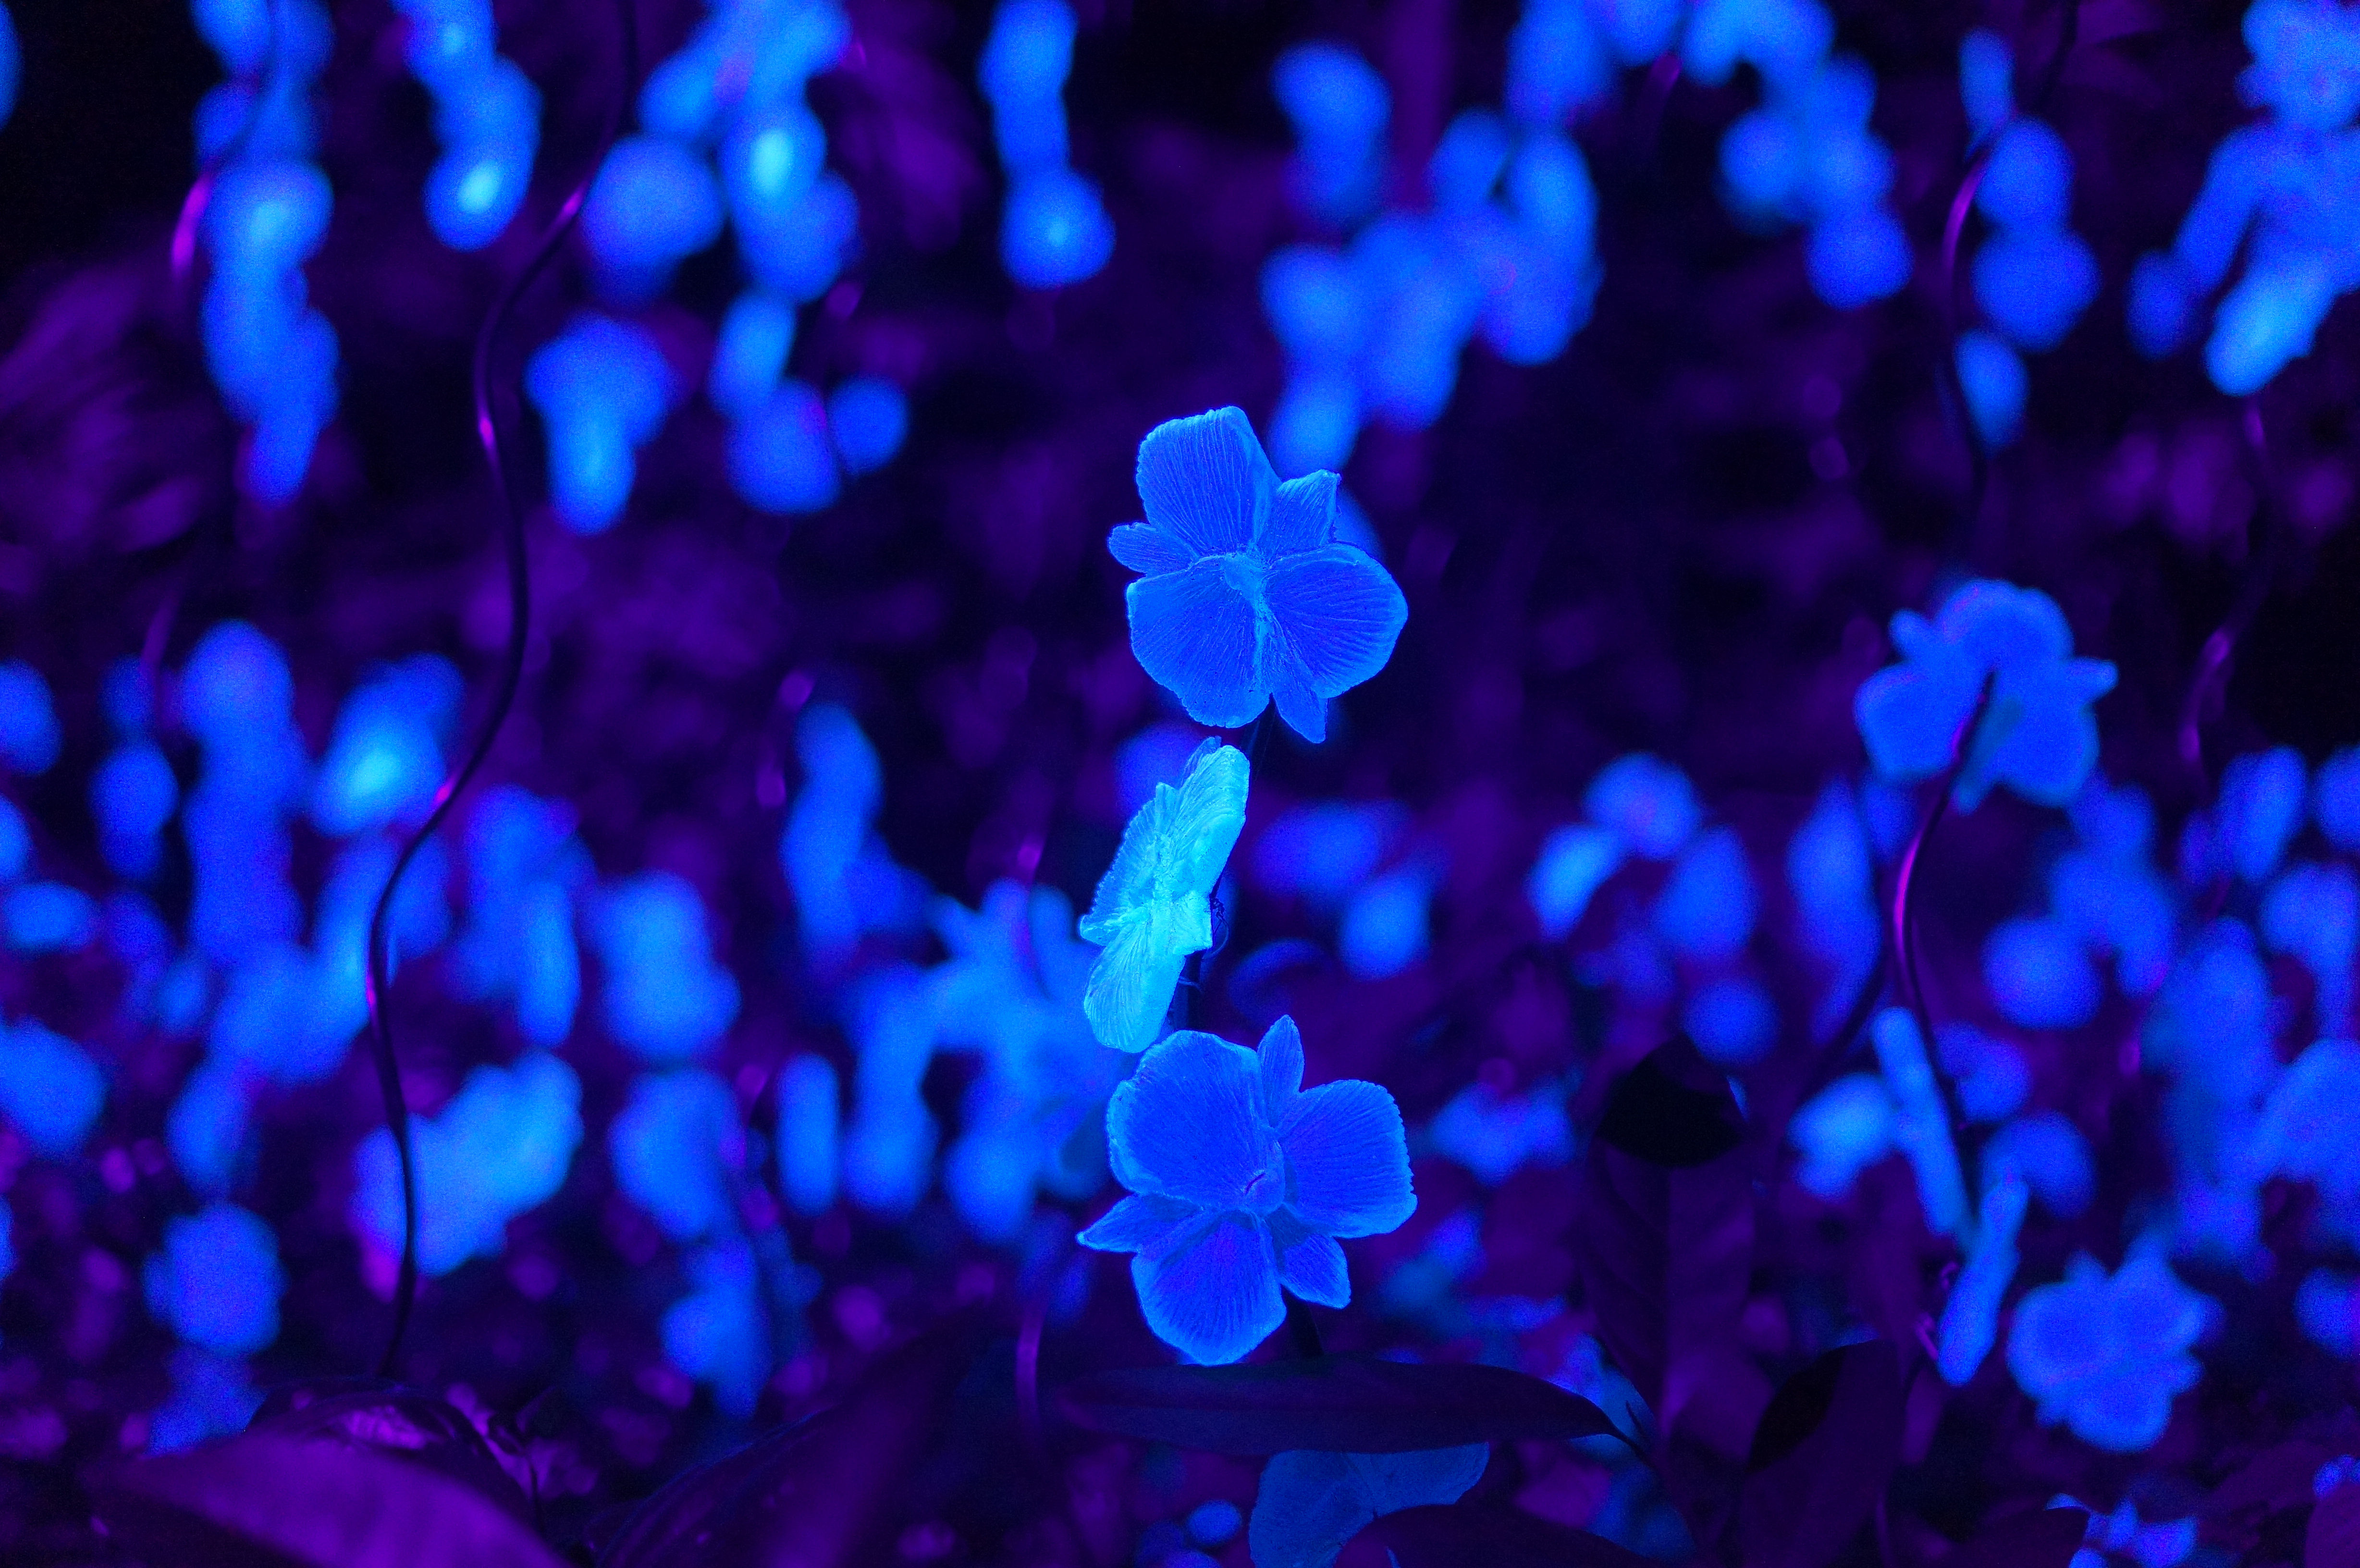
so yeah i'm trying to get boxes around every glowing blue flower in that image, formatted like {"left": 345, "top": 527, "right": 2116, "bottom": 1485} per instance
{"left": 1791, "top": 1073, "right": 1894, "bottom": 1198}
{"left": 1109, "top": 408, "right": 1408, "bottom": 741}
{"left": 2262, "top": 861, "right": 2359, "bottom": 1033}
{"left": 611, "top": 1069, "right": 745, "bottom": 1242}
{"left": 1652, "top": 825, "right": 1757, "bottom": 960}
{"left": 1872, "top": 1007, "right": 1969, "bottom": 1237}
{"left": 148, "top": 1348, "right": 262, "bottom": 1453}
{"left": 1079, "top": 1016, "right": 1415, "bottom": 1365}
{"left": 1274, "top": 43, "right": 1389, "bottom": 225}
{"left": 144, "top": 1203, "right": 283, "bottom": 1357}
{"left": 1426, "top": 1077, "right": 1573, "bottom": 1186}
{"left": 2050, "top": 783, "right": 2176, "bottom": 998}
{"left": 0, "top": 1017, "right": 106, "bottom": 1158}
{"left": 840, "top": 965, "right": 939, "bottom": 1215}
{"left": 1248, "top": 1443, "right": 1489, "bottom": 1568}
{"left": 2006, "top": 1251, "right": 2212, "bottom": 1452}
{"left": 351, "top": 1052, "right": 582, "bottom": 1276}
{"left": 782, "top": 704, "right": 926, "bottom": 963}
{"left": 1935, "top": 1170, "right": 2026, "bottom": 1385}
{"left": 0, "top": 662, "right": 57, "bottom": 775}
{"left": 587, "top": 872, "right": 741, "bottom": 1061}
{"left": 1854, "top": 579, "right": 2117, "bottom": 810}
{"left": 2253, "top": 1037, "right": 2360, "bottom": 1214}
{"left": 453, "top": 786, "right": 589, "bottom": 1047}
{"left": 310, "top": 656, "right": 463, "bottom": 836}
{"left": 1983, "top": 915, "right": 2100, "bottom": 1030}
{"left": 581, "top": 134, "right": 724, "bottom": 299}
{"left": 1787, "top": 780, "right": 1880, "bottom": 1031}
{"left": 1079, "top": 739, "right": 1250, "bottom": 1054}
{"left": 663, "top": 1239, "right": 774, "bottom": 1417}
{"left": 1934, "top": 1023, "right": 2030, "bottom": 1123}
{"left": 774, "top": 1054, "right": 840, "bottom": 1215}
{"left": 1985, "top": 1110, "right": 2096, "bottom": 1218}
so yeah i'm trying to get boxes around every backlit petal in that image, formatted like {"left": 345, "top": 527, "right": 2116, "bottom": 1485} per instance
{"left": 1108, "top": 1030, "right": 1270, "bottom": 1205}
{"left": 1078, "top": 1192, "right": 1198, "bottom": 1254}
{"left": 1271, "top": 1211, "right": 1349, "bottom": 1306}
{"left": 1108, "top": 522, "right": 1197, "bottom": 575}
{"left": 1133, "top": 1210, "right": 1284, "bottom": 1365}
{"left": 1260, "top": 469, "right": 1339, "bottom": 557}
{"left": 1282, "top": 1078, "right": 1415, "bottom": 1237}
{"left": 1263, "top": 547, "right": 1408, "bottom": 698}
{"left": 1127, "top": 561, "right": 1268, "bottom": 731}
{"left": 1082, "top": 914, "right": 1191, "bottom": 1054}
{"left": 1135, "top": 406, "right": 1275, "bottom": 557}
{"left": 1259, "top": 1014, "right": 1305, "bottom": 1129}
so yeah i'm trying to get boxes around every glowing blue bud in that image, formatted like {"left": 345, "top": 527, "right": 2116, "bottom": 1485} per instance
{"left": 1653, "top": 826, "right": 1757, "bottom": 961}
{"left": 2254, "top": 1038, "right": 2360, "bottom": 1211}
{"left": 167, "top": 1061, "right": 252, "bottom": 1199}
{"left": 743, "top": 171, "right": 859, "bottom": 302}
{"left": 1340, "top": 865, "right": 1434, "bottom": 979}
{"left": 980, "top": 0, "right": 1076, "bottom": 171}
{"left": 1001, "top": 166, "right": 1114, "bottom": 289}
{"left": 1686, "top": 975, "right": 1779, "bottom": 1067}
{"left": 1934, "top": 1023, "right": 2030, "bottom": 1124}
{"left": 2298, "top": 1269, "right": 2357, "bottom": 1354}
{"left": 1791, "top": 1073, "right": 1894, "bottom": 1198}
{"left": 1807, "top": 203, "right": 1912, "bottom": 308}
{"left": 1188, "top": 1499, "right": 1243, "bottom": 1547}
{"left": 709, "top": 290, "right": 798, "bottom": 420}
{"left": 729, "top": 379, "right": 841, "bottom": 514}
{"left": 1528, "top": 823, "right": 1622, "bottom": 938}
{"left": 1936, "top": 1171, "right": 2026, "bottom": 1385}
{"left": 1984, "top": 1110, "right": 2096, "bottom": 1218}
{"left": 93, "top": 741, "right": 181, "bottom": 880}
{"left": 1984, "top": 916, "right": 2101, "bottom": 1030}
{"left": 1979, "top": 121, "right": 2074, "bottom": 230}
{"left": 1787, "top": 782, "right": 1880, "bottom": 1032}
{"left": 1957, "top": 328, "right": 2028, "bottom": 448}
{"left": 351, "top": 1052, "right": 582, "bottom": 1275}
{"left": 1682, "top": 0, "right": 1836, "bottom": 88}
{"left": 2207, "top": 257, "right": 2338, "bottom": 395}
{"left": 193, "top": 0, "right": 273, "bottom": 77}
{"left": 2321, "top": 746, "right": 2360, "bottom": 849}
{"left": 2, "top": 882, "right": 98, "bottom": 952}
{"left": 611, "top": 1068, "right": 744, "bottom": 1242}
{"left": 426, "top": 127, "right": 537, "bottom": 251}
{"left": 1976, "top": 227, "right": 2100, "bottom": 354}
{"left": 1080, "top": 1017, "right": 1415, "bottom": 1365}
{"left": 1429, "top": 109, "right": 1512, "bottom": 210}
{"left": 587, "top": 872, "right": 740, "bottom": 1061}
{"left": 144, "top": 1203, "right": 282, "bottom": 1356}
{"left": 1586, "top": 753, "right": 1702, "bottom": 858}
{"left": 524, "top": 314, "right": 678, "bottom": 533}
{"left": 0, "top": 1017, "right": 105, "bottom": 1157}
{"left": 663, "top": 1240, "right": 770, "bottom": 1416}
{"left": 1079, "top": 739, "right": 1249, "bottom": 1053}
{"left": 311, "top": 656, "right": 462, "bottom": 836}
{"left": 580, "top": 135, "right": 724, "bottom": 297}
{"left": 776, "top": 1054, "right": 840, "bottom": 1215}
{"left": 842, "top": 965, "right": 939, "bottom": 1216}
{"left": 827, "top": 377, "right": 909, "bottom": 476}
{"left": 1960, "top": 29, "right": 2014, "bottom": 143}
{"left": 2216, "top": 746, "right": 2308, "bottom": 883}
{"left": 1506, "top": 0, "right": 1614, "bottom": 125}
{"left": 1108, "top": 407, "right": 1407, "bottom": 740}
{"left": 1274, "top": 43, "right": 1389, "bottom": 224}
{"left": 0, "top": 663, "right": 56, "bottom": 774}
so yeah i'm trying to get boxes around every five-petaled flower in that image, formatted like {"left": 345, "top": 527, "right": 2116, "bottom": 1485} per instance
{"left": 1079, "top": 738, "right": 1250, "bottom": 1054}
{"left": 1079, "top": 1016, "right": 1415, "bottom": 1365}
{"left": 1854, "top": 578, "right": 2116, "bottom": 810}
{"left": 1108, "top": 407, "right": 1408, "bottom": 743}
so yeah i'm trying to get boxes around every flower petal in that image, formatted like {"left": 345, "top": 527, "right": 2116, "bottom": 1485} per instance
{"left": 1127, "top": 560, "right": 1269, "bottom": 731}
{"left": 1270, "top": 1211, "right": 1349, "bottom": 1306}
{"left": 1167, "top": 743, "right": 1253, "bottom": 897}
{"left": 1082, "top": 911, "right": 1192, "bottom": 1054}
{"left": 1078, "top": 1191, "right": 1199, "bottom": 1254}
{"left": 1136, "top": 406, "right": 1275, "bottom": 557}
{"left": 1260, "top": 470, "right": 1339, "bottom": 556}
{"left": 1259, "top": 1014, "right": 1305, "bottom": 1129}
{"left": 1108, "top": 522, "right": 1196, "bottom": 575}
{"left": 1108, "top": 1029, "right": 1270, "bottom": 1206}
{"left": 1133, "top": 1210, "right": 1284, "bottom": 1364}
{"left": 1267, "top": 646, "right": 1329, "bottom": 743}
{"left": 1281, "top": 1078, "right": 1415, "bottom": 1237}
{"left": 1263, "top": 547, "right": 1408, "bottom": 698}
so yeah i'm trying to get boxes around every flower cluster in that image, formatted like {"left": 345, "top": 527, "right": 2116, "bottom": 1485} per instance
{"left": 393, "top": 0, "right": 541, "bottom": 250}
{"left": 2006, "top": 1250, "right": 2214, "bottom": 1452}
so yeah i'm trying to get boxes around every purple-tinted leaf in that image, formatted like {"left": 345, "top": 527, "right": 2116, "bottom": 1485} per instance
{"left": 1595, "top": 1038, "right": 1745, "bottom": 1168}
{"left": 1366, "top": 1503, "right": 1659, "bottom": 1567}
{"left": 1937, "top": 1507, "right": 2090, "bottom": 1568}
{"left": 246, "top": 1378, "right": 530, "bottom": 1525}
{"left": 596, "top": 1319, "right": 983, "bottom": 1568}
{"left": 1574, "top": 1041, "right": 1755, "bottom": 1430}
{"left": 1056, "top": 1355, "right": 1618, "bottom": 1454}
{"left": 86, "top": 1432, "right": 569, "bottom": 1568}
{"left": 1737, "top": 1340, "right": 1903, "bottom": 1568}
{"left": 2312, "top": 1483, "right": 2360, "bottom": 1568}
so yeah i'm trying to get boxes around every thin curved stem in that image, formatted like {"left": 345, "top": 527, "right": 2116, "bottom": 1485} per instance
{"left": 365, "top": 0, "right": 641, "bottom": 1380}
{"left": 1937, "top": 155, "right": 1993, "bottom": 561}
{"left": 2176, "top": 396, "right": 2284, "bottom": 788}
{"left": 2026, "top": 0, "right": 2082, "bottom": 119}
